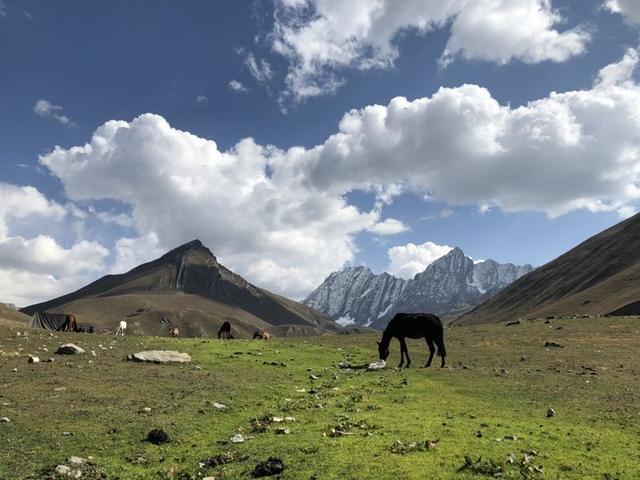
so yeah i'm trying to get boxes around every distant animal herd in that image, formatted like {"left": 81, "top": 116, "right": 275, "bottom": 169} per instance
{"left": 27, "top": 311, "right": 447, "bottom": 367}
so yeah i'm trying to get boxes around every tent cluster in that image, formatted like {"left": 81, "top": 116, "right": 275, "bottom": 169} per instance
{"left": 27, "top": 312, "right": 93, "bottom": 333}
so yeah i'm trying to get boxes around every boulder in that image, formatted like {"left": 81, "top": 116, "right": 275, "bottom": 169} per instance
{"left": 56, "top": 344, "right": 86, "bottom": 355}
{"left": 125, "top": 350, "right": 191, "bottom": 364}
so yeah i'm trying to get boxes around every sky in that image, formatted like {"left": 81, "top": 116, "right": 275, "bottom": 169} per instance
{"left": 1, "top": 0, "right": 640, "bottom": 306}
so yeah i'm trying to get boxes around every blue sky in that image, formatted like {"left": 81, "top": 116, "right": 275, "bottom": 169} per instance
{"left": 1, "top": 0, "right": 640, "bottom": 305}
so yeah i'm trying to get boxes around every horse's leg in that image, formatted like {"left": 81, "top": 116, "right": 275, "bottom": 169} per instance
{"left": 399, "top": 337, "right": 410, "bottom": 368}
{"left": 436, "top": 337, "right": 446, "bottom": 368}
{"left": 425, "top": 338, "right": 435, "bottom": 367}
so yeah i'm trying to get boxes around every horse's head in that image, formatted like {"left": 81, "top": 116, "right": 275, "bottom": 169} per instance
{"left": 377, "top": 340, "right": 389, "bottom": 361}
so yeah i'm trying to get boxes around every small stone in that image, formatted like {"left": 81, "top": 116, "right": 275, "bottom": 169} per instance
{"left": 55, "top": 465, "right": 72, "bottom": 475}
{"left": 504, "top": 434, "right": 517, "bottom": 440}
{"left": 0, "top": 417, "right": 10, "bottom": 423}
{"left": 212, "top": 402, "right": 227, "bottom": 410}
{"left": 284, "top": 416, "right": 296, "bottom": 423}
{"left": 56, "top": 344, "right": 86, "bottom": 355}
{"left": 309, "top": 374, "right": 319, "bottom": 380}
{"left": 91, "top": 350, "right": 97, "bottom": 357}
{"left": 231, "top": 433, "right": 245, "bottom": 443}
{"left": 271, "top": 416, "right": 284, "bottom": 423}
{"left": 28, "top": 355, "right": 40, "bottom": 363}
{"left": 11, "top": 368, "right": 17, "bottom": 372}
{"left": 543, "top": 341, "right": 564, "bottom": 348}
{"left": 62, "top": 431, "right": 74, "bottom": 436}
{"left": 520, "top": 356, "right": 527, "bottom": 361}
{"left": 275, "top": 427, "right": 290, "bottom": 435}
{"left": 142, "top": 407, "right": 152, "bottom": 413}
{"left": 68, "top": 456, "right": 85, "bottom": 466}
{"left": 547, "top": 407, "right": 556, "bottom": 418}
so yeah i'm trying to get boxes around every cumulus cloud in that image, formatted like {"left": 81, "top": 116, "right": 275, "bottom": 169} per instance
{"left": 34, "top": 99, "right": 75, "bottom": 126}
{"left": 271, "top": 0, "right": 589, "bottom": 101}
{"left": 300, "top": 48, "right": 640, "bottom": 218}
{"left": 387, "top": 241, "right": 453, "bottom": 279}
{"left": 196, "top": 95, "right": 208, "bottom": 105}
{"left": 605, "top": 0, "right": 640, "bottom": 25}
{"left": 0, "top": 183, "right": 108, "bottom": 306}
{"left": 40, "top": 114, "right": 385, "bottom": 299}
{"left": 229, "top": 80, "right": 249, "bottom": 92}
{"left": 0, "top": 1, "right": 6, "bottom": 17}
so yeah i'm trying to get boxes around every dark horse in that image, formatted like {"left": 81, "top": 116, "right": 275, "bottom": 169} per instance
{"left": 378, "top": 313, "right": 446, "bottom": 368}
{"left": 218, "top": 321, "right": 232, "bottom": 340}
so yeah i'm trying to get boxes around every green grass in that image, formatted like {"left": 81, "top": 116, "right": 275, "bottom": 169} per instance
{"left": 1, "top": 316, "right": 639, "bottom": 479}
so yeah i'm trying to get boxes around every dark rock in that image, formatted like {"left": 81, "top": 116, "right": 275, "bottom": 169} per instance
{"left": 252, "top": 457, "right": 286, "bottom": 477}
{"left": 543, "top": 341, "right": 564, "bottom": 348}
{"left": 146, "top": 428, "right": 170, "bottom": 445}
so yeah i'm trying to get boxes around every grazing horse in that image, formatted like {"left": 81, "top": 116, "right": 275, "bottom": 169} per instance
{"left": 169, "top": 327, "right": 179, "bottom": 337}
{"left": 218, "top": 321, "right": 232, "bottom": 340}
{"left": 115, "top": 320, "right": 127, "bottom": 336}
{"left": 252, "top": 330, "right": 271, "bottom": 340}
{"left": 377, "top": 313, "right": 446, "bottom": 368}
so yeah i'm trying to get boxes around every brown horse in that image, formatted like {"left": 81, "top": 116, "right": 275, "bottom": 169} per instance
{"left": 252, "top": 330, "right": 271, "bottom": 340}
{"left": 169, "top": 327, "right": 179, "bottom": 337}
{"left": 218, "top": 321, "right": 232, "bottom": 339}
{"left": 377, "top": 313, "right": 446, "bottom": 368}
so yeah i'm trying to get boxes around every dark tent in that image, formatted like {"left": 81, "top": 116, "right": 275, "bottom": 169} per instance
{"left": 27, "top": 312, "right": 77, "bottom": 332}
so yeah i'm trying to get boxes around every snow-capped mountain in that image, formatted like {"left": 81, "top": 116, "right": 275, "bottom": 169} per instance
{"left": 303, "top": 247, "right": 532, "bottom": 329}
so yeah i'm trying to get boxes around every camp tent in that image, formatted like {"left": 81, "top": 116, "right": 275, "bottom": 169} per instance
{"left": 27, "top": 312, "right": 77, "bottom": 332}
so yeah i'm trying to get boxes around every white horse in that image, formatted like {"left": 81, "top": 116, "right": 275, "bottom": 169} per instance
{"left": 115, "top": 320, "right": 127, "bottom": 336}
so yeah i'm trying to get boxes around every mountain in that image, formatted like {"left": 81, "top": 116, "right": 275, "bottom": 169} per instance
{"left": 0, "top": 302, "right": 28, "bottom": 328}
{"left": 456, "top": 213, "right": 640, "bottom": 324}
{"left": 303, "top": 247, "right": 532, "bottom": 329}
{"left": 21, "top": 240, "right": 339, "bottom": 337}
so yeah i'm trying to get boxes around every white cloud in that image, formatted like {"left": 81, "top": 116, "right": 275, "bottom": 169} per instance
{"left": 0, "top": 1, "right": 6, "bottom": 17}
{"left": 605, "top": 0, "right": 640, "bottom": 25}
{"left": 367, "top": 217, "right": 409, "bottom": 235}
{"left": 271, "top": 0, "right": 590, "bottom": 101}
{"left": 229, "top": 80, "right": 249, "bottom": 93}
{"left": 196, "top": 95, "right": 208, "bottom": 105}
{"left": 299, "top": 48, "right": 640, "bottom": 218}
{"left": 34, "top": 99, "right": 75, "bottom": 126}
{"left": 245, "top": 52, "right": 273, "bottom": 82}
{"left": 40, "top": 114, "right": 385, "bottom": 299}
{"left": 0, "top": 183, "right": 108, "bottom": 306}
{"left": 387, "top": 241, "right": 453, "bottom": 279}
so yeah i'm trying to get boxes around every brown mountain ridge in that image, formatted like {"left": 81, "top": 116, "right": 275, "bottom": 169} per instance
{"left": 456, "top": 212, "right": 640, "bottom": 324}
{"left": 21, "top": 240, "right": 340, "bottom": 337}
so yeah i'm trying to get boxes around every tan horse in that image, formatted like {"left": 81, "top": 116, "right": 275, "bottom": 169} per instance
{"left": 253, "top": 330, "right": 271, "bottom": 340}
{"left": 169, "top": 327, "right": 179, "bottom": 337}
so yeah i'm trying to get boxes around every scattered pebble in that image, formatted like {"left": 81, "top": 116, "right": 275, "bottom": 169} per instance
{"left": 543, "top": 341, "right": 564, "bottom": 348}
{"left": 547, "top": 407, "right": 556, "bottom": 418}
{"left": 230, "top": 433, "right": 245, "bottom": 443}
{"left": 212, "top": 402, "right": 227, "bottom": 410}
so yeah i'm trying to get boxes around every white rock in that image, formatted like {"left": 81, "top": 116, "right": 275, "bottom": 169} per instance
{"left": 0, "top": 417, "right": 10, "bottom": 423}
{"left": 28, "top": 355, "right": 40, "bottom": 363}
{"left": 368, "top": 359, "right": 386, "bottom": 370}
{"left": 230, "top": 433, "right": 244, "bottom": 443}
{"left": 55, "top": 465, "right": 71, "bottom": 475}
{"left": 125, "top": 350, "right": 191, "bottom": 364}
{"left": 56, "top": 344, "right": 86, "bottom": 355}
{"left": 68, "top": 456, "right": 85, "bottom": 465}
{"left": 212, "top": 402, "right": 227, "bottom": 410}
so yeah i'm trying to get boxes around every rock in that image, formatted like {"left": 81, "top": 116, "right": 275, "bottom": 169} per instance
{"left": 0, "top": 417, "right": 10, "bottom": 423}
{"left": 543, "top": 341, "right": 564, "bottom": 348}
{"left": 504, "top": 434, "right": 517, "bottom": 440}
{"left": 505, "top": 320, "right": 521, "bottom": 326}
{"left": 62, "top": 431, "right": 73, "bottom": 436}
{"left": 520, "top": 356, "right": 527, "bottom": 361}
{"left": 55, "top": 465, "right": 72, "bottom": 475}
{"left": 125, "top": 350, "right": 191, "bottom": 363}
{"left": 284, "top": 416, "right": 296, "bottom": 423}
{"left": 212, "top": 402, "right": 227, "bottom": 410}
{"left": 368, "top": 359, "right": 386, "bottom": 370}
{"left": 230, "top": 433, "right": 245, "bottom": 443}
{"left": 252, "top": 457, "right": 286, "bottom": 477}
{"left": 28, "top": 355, "right": 40, "bottom": 363}
{"left": 547, "top": 407, "right": 556, "bottom": 418}
{"left": 67, "top": 456, "right": 85, "bottom": 465}
{"left": 56, "top": 344, "right": 86, "bottom": 355}
{"left": 309, "top": 374, "right": 319, "bottom": 380}
{"left": 146, "top": 428, "right": 170, "bottom": 444}
{"left": 142, "top": 407, "right": 152, "bottom": 413}
{"left": 11, "top": 368, "right": 17, "bottom": 372}
{"left": 275, "top": 427, "right": 290, "bottom": 435}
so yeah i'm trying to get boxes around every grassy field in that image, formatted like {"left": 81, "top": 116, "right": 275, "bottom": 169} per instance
{"left": 1, "top": 316, "right": 639, "bottom": 479}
